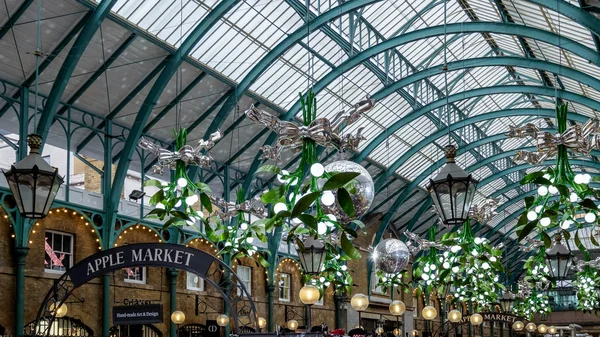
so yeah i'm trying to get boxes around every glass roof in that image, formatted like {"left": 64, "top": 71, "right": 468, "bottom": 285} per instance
{"left": 1, "top": 0, "right": 600, "bottom": 265}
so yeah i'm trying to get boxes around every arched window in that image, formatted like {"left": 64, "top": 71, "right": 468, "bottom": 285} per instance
{"left": 24, "top": 317, "right": 93, "bottom": 337}
{"left": 109, "top": 324, "right": 162, "bottom": 337}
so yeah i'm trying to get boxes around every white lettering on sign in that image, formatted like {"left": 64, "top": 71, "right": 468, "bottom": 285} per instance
{"left": 86, "top": 248, "right": 195, "bottom": 276}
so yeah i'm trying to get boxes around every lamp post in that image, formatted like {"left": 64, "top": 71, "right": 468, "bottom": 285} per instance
{"left": 3, "top": 134, "right": 64, "bottom": 218}
{"left": 427, "top": 145, "right": 478, "bottom": 226}
{"left": 545, "top": 234, "right": 573, "bottom": 280}
{"left": 298, "top": 237, "right": 325, "bottom": 275}
{"left": 299, "top": 285, "right": 320, "bottom": 330}
{"left": 351, "top": 293, "right": 369, "bottom": 329}
{"left": 390, "top": 300, "right": 405, "bottom": 334}
{"left": 500, "top": 291, "right": 516, "bottom": 313}
{"left": 171, "top": 311, "right": 185, "bottom": 337}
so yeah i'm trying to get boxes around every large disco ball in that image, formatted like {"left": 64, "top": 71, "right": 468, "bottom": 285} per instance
{"left": 374, "top": 238, "right": 411, "bottom": 273}
{"left": 318, "top": 160, "right": 374, "bottom": 223}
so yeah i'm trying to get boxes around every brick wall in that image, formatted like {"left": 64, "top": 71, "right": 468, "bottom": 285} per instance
{"left": 0, "top": 206, "right": 419, "bottom": 336}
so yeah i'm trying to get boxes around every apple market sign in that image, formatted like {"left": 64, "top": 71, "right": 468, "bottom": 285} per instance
{"left": 67, "top": 243, "right": 211, "bottom": 287}
{"left": 460, "top": 313, "right": 526, "bottom": 325}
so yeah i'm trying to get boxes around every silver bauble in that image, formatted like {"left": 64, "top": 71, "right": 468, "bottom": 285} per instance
{"left": 318, "top": 160, "right": 374, "bottom": 223}
{"left": 374, "top": 238, "right": 410, "bottom": 274}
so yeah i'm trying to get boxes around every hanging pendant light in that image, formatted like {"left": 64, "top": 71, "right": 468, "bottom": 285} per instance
{"left": 3, "top": 134, "right": 63, "bottom": 218}
{"left": 427, "top": 145, "right": 478, "bottom": 226}
{"left": 499, "top": 291, "right": 516, "bottom": 313}
{"left": 298, "top": 237, "right": 325, "bottom": 275}
{"left": 545, "top": 234, "right": 573, "bottom": 280}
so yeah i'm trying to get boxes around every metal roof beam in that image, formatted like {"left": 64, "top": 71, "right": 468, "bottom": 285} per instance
{"left": 0, "top": 11, "right": 91, "bottom": 119}
{"left": 36, "top": 0, "right": 118, "bottom": 145}
{"left": 54, "top": 33, "right": 137, "bottom": 119}
{"left": 105, "top": 0, "right": 240, "bottom": 245}
{"left": 76, "top": 58, "right": 169, "bottom": 153}
{"left": 0, "top": 0, "right": 34, "bottom": 41}
{"left": 200, "top": 0, "right": 383, "bottom": 147}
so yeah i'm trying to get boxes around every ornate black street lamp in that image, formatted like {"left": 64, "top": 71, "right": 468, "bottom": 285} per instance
{"left": 3, "top": 134, "right": 63, "bottom": 218}
{"left": 545, "top": 234, "right": 573, "bottom": 280}
{"left": 298, "top": 237, "right": 325, "bottom": 275}
{"left": 499, "top": 291, "right": 516, "bottom": 313}
{"left": 427, "top": 145, "right": 478, "bottom": 226}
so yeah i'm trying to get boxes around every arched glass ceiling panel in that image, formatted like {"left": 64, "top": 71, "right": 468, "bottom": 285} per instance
{"left": 504, "top": 0, "right": 597, "bottom": 50}
{"left": 468, "top": 0, "right": 503, "bottom": 22}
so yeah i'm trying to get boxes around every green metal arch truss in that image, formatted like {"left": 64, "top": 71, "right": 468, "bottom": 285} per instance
{"left": 36, "top": 0, "right": 117, "bottom": 143}
{"left": 105, "top": 0, "right": 241, "bottom": 245}
{"left": 202, "top": 0, "right": 384, "bottom": 142}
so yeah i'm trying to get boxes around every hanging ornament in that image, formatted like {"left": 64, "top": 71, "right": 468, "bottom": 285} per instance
{"left": 373, "top": 238, "right": 411, "bottom": 274}
{"left": 468, "top": 198, "right": 501, "bottom": 224}
{"left": 317, "top": 160, "right": 375, "bottom": 223}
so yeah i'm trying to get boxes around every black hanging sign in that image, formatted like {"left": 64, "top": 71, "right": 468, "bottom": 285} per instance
{"left": 206, "top": 320, "right": 220, "bottom": 337}
{"left": 66, "top": 243, "right": 213, "bottom": 287}
{"left": 113, "top": 304, "right": 163, "bottom": 325}
{"left": 460, "top": 313, "right": 525, "bottom": 324}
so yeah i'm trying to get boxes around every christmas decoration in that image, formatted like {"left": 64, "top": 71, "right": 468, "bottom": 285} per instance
{"left": 373, "top": 238, "right": 411, "bottom": 274}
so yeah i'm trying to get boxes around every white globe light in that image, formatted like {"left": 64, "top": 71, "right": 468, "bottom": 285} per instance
{"left": 443, "top": 262, "right": 450, "bottom": 269}
{"left": 482, "top": 262, "right": 490, "bottom": 270}
{"left": 177, "top": 177, "right": 188, "bottom": 188}
{"left": 277, "top": 170, "right": 290, "bottom": 183}
{"left": 548, "top": 186, "right": 558, "bottom": 195}
{"left": 292, "top": 217, "right": 302, "bottom": 224}
{"left": 585, "top": 212, "right": 596, "bottom": 223}
{"left": 538, "top": 186, "right": 548, "bottom": 196}
{"left": 318, "top": 222, "right": 327, "bottom": 235}
{"left": 156, "top": 203, "right": 165, "bottom": 210}
{"left": 451, "top": 245, "right": 461, "bottom": 253}
{"left": 288, "top": 192, "right": 295, "bottom": 202}
{"left": 474, "top": 237, "right": 482, "bottom": 244}
{"left": 575, "top": 174, "right": 584, "bottom": 184}
{"left": 561, "top": 220, "right": 573, "bottom": 229}
{"left": 527, "top": 211, "right": 537, "bottom": 221}
{"left": 185, "top": 194, "right": 199, "bottom": 205}
{"left": 310, "top": 163, "right": 325, "bottom": 177}
{"left": 321, "top": 191, "right": 335, "bottom": 206}
{"left": 289, "top": 177, "right": 299, "bottom": 186}
{"left": 240, "top": 223, "right": 248, "bottom": 230}
{"left": 274, "top": 202, "right": 288, "bottom": 214}
{"left": 535, "top": 205, "right": 543, "bottom": 213}
{"left": 570, "top": 192, "right": 579, "bottom": 203}
{"left": 246, "top": 237, "right": 254, "bottom": 244}
{"left": 452, "top": 266, "right": 459, "bottom": 273}
{"left": 175, "top": 200, "right": 182, "bottom": 208}
{"left": 326, "top": 214, "right": 337, "bottom": 222}
{"left": 540, "top": 217, "right": 551, "bottom": 227}
{"left": 583, "top": 174, "right": 592, "bottom": 184}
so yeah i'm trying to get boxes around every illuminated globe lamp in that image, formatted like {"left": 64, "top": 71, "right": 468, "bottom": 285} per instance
{"left": 217, "top": 314, "right": 230, "bottom": 327}
{"left": 299, "top": 285, "right": 321, "bottom": 328}
{"left": 427, "top": 145, "right": 478, "bottom": 226}
{"left": 545, "top": 234, "right": 573, "bottom": 280}
{"left": 548, "top": 326, "right": 557, "bottom": 335}
{"left": 525, "top": 323, "right": 537, "bottom": 333}
{"left": 376, "top": 327, "right": 385, "bottom": 335}
{"left": 394, "top": 328, "right": 402, "bottom": 337}
{"left": 258, "top": 317, "right": 267, "bottom": 331}
{"left": 513, "top": 321, "right": 525, "bottom": 332}
{"left": 412, "top": 330, "right": 419, "bottom": 337}
{"left": 3, "top": 134, "right": 64, "bottom": 218}
{"left": 389, "top": 300, "right": 406, "bottom": 316}
{"left": 538, "top": 324, "right": 548, "bottom": 334}
{"left": 448, "top": 309, "right": 462, "bottom": 323}
{"left": 351, "top": 293, "right": 369, "bottom": 327}
{"left": 287, "top": 319, "right": 299, "bottom": 331}
{"left": 50, "top": 302, "right": 68, "bottom": 318}
{"left": 298, "top": 237, "right": 325, "bottom": 275}
{"left": 469, "top": 313, "right": 483, "bottom": 326}
{"left": 171, "top": 310, "right": 186, "bottom": 325}
{"left": 422, "top": 306, "right": 437, "bottom": 321}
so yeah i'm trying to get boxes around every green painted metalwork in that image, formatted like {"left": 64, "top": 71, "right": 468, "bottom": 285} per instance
{"left": 142, "top": 72, "right": 207, "bottom": 133}
{"left": 202, "top": 0, "right": 383, "bottom": 142}
{"left": 105, "top": 0, "right": 240, "bottom": 252}
{"left": 36, "top": 0, "right": 118, "bottom": 144}
{"left": 76, "top": 58, "right": 169, "bottom": 153}
{"left": 0, "top": 12, "right": 91, "bottom": 119}
{"left": 0, "top": 0, "right": 34, "bottom": 41}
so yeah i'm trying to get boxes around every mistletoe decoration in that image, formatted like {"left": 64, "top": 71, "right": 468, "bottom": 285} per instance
{"left": 247, "top": 90, "right": 376, "bottom": 293}
{"left": 512, "top": 291, "right": 551, "bottom": 320}
{"left": 513, "top": 103, "right": 600, "bottom": 252}
{"left": 572, "top": 253, "right": 600, "bottom": 312}
{"left": 522, "top": 246, "right": 553, "bottom": 290}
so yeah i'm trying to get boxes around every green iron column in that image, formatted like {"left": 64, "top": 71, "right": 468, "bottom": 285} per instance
{"left": 169, "top": 269, "right": 179, "bottom": 337}
{"left": 15, "top": 246, "right": 29, "bottom": 335}
{"left": 14, "top": 87, "right": 30, "bottom": 336}
{"left": 267, "top": 284, "right": 276, "bottom": 331}
{"left": 334, "top": 293, "right": 343, "bottom": 329}
{"left": 102, "top": 274, "right": 111, "bottom": 337}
